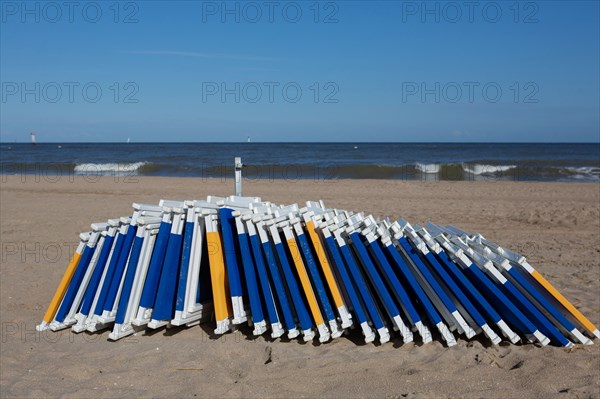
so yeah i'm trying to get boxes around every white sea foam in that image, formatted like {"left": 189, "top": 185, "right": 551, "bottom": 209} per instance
{"left": 564, "top": 166, "right": 600, "bottom": 181}
{"left": 415, "top": 163, "right": 440, "bottom": 174}
{"left": 462, "top": 164, "right": 516, "bottom": 175}
{"left": 74, "top": 162, "right": 148, "bottom": 175}
{"left": 565, "top": 166, "right": 600, "bottom": 175}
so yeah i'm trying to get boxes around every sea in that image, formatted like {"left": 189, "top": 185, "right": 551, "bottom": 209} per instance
{"left": 1, "top": 143, "right": 599, "bottom": 182}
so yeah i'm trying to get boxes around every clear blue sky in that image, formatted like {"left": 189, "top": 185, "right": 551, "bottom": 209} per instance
{"left": 1, "top": 0, "right": 599, "bottom": 142}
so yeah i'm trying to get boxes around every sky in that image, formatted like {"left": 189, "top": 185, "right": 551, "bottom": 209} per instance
{"left": 1, "top": 0, "right": 599, "bottom": 143}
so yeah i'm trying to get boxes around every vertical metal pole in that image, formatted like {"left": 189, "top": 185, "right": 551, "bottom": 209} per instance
{"left": 235, "top": 157, "right": 243, "bottom": 196}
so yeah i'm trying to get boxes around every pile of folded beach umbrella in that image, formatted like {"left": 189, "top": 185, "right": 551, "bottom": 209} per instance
{"left": 37, "top": 196, "right": 599, "bottom": 348}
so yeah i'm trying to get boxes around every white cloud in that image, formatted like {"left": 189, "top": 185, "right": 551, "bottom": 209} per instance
{"left": 124, "top": 50, "right": 279, "bottom": 62}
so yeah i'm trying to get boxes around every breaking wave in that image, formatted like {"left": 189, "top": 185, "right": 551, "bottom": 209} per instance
{"left": 462, "top": 164, "right": 517, "bottom": 175}
{"left": 74, "top": 162, "right": 149, "bottom": 175}
{"left": 415, "top": 163, "right": 441, "bottom": 174}
{"left": 1, "top": 159, "right": 599, "bottom": 182}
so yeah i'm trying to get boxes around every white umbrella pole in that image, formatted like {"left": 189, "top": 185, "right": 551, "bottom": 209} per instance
{"left": 234, "top": 157, "right": 243, "bottom": 196}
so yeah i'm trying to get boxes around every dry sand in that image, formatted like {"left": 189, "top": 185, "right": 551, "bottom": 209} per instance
{"left": 1, "top": 175, "right": 599, "bottom": 398}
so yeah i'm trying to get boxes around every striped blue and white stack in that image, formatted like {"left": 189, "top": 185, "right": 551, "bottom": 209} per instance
{"left": 37, "top": 196, "right": 599, "bottom": 348}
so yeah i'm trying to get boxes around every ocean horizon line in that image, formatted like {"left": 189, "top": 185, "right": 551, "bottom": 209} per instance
{"left": 2, "top": 141, "right": 600, "bottom": 145}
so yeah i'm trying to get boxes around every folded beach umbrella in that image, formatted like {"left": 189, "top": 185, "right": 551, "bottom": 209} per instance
{"left": 36, "top": 163, "right": 598, "bottom": 349}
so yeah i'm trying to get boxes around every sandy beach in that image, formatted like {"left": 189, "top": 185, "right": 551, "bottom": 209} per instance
{"left": 0, "top": 175, "right": 598, "bottom": 398}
